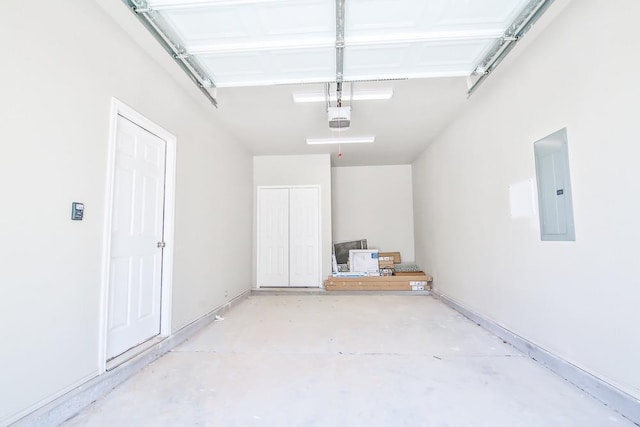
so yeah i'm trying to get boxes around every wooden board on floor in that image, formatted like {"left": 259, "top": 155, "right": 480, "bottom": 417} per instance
{"left": 324, "top": 274, "right": 433, "bottom": 291}
{"left": 393, "top": 271, "right": 426, "bottom": 276}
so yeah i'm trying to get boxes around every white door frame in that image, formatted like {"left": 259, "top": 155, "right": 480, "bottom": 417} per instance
{"left": 256, "top": 185, "right": 322, "bottom": 288}
{"left": 98, "top": 98, "right": 177, "bottom": 373}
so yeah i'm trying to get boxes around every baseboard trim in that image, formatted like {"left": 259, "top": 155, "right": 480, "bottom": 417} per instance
{"left": 11, "top": 290, "right": 250, "bottom": 427}
{"left": 434, "top": 291, "right": 640, "bottom": 426}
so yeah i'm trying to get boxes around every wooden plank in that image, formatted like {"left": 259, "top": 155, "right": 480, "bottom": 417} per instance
{"left": 324, "top": 274, "right": 432, "bottom": 291}
{"left": 393, "top": 271, "right": 426, "bottom": 276}
{"left": 325, "top": 281, "right": 412, "bottom": 291}
{"left": 326, "top": 275, "right": 432, "bottom": 282}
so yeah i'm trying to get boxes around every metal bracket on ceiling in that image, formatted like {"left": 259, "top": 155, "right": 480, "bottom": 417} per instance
{"left": 130, "top": 0, "right": 150, "bottom": 15}
{"left": 335, "top": 0, "right": 346, "bottom": 104}
{"left": 467, "top": 0, "right": 555, "bottom": 97}
{"left": 123, "top": 0, "right": 219, "bottom": 108}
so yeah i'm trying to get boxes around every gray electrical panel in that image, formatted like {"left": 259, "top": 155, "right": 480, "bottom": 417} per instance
{"left": 534, "top": 128, "right": 575, "bottom": 241}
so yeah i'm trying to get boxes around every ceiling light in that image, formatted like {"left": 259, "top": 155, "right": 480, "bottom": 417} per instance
{"left": 293, "top": 89, "right": 393, "bottom": 103}
{"left": 306, "top": 136, "right": 375, "bottom": 145}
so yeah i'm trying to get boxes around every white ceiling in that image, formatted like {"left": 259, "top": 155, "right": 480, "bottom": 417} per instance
{"left": 121, "top": 0, "right": 552, "bottom": 166}
{"left": 213, "top": 78, "right": 468, "bottom": 166}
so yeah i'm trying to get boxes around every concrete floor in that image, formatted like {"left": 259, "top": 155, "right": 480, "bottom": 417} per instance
{"left": 64, "top": 295, "right": 632, "bottom": 426}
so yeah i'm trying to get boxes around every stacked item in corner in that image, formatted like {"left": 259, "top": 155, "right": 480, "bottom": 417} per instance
{"left": 328, "top": 249, "right": 432, "bottom": 291}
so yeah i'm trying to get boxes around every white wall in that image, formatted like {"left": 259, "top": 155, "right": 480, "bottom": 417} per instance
{"left": 0, "top": 1, "right": 252, "bottom": 424}
{"left": 253, "top": 155, "right": 333, "bottom": 284}
{"left": 412, "top": 0, "right": 640, "bottom": 400}
{"left": 332, "top": 165, "right": 415, "bottom": 262}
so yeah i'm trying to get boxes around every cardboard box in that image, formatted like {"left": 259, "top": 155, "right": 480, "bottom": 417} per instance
{"left": 378, "top": 252, "right": 401, "bottom": 265}
{"left": 378, "top": 257, "right": 395, "bottom": 269}
{"left": 348, "top": 249, "right": 379, "bottom": 274}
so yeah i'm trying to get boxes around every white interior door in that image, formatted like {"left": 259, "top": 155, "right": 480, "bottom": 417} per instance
{"left": 257, "top": 187, "right": 321, "bottom": 287}
{"left": 107, "top": 115, "right": 166, "bottom": 359}
{"left": 257, "top": 188, "right": 289, "bottom": 286}
{"left": 289, "top": 188, "right": 320, "bottom": 286}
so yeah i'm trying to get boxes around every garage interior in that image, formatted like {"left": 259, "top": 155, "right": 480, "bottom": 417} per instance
{"left": 1, "top": 0, "right": 639, "bottom": 426}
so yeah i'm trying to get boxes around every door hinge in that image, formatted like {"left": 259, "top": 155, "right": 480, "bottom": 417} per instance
{"left": 157, "top": 241, "right": 166, "bottom": 248}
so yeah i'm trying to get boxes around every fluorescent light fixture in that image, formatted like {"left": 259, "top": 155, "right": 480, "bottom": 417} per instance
{"left": 306, "top": 136, "right": 375, "bottom": 145}
{"left": 293, "top": 89, "right": 393, "bottom": 103}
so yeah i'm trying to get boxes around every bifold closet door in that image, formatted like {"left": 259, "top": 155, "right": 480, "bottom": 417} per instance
{"left": 289, "top": 187, "right": 320, "bottom": 286}
{"left": 257, "top": 188, "right": 290, "bottom": 286}
{"left": 257, "top": 187, "right": 320, "bottom": 287}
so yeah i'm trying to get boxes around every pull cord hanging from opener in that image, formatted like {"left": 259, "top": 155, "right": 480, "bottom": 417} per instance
{"left": 326, "top": 81, "right": 344, "bottom": 159}
{"left": 325, "top": 81, "right": 353, "bottom": 160}
{"left": 337, "top": 81, "right": 342, "bottom": 159}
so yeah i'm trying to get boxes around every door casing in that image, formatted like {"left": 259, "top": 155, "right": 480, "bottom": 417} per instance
{"left": 99, "top": 98, "right": 177, "bottom": 373}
